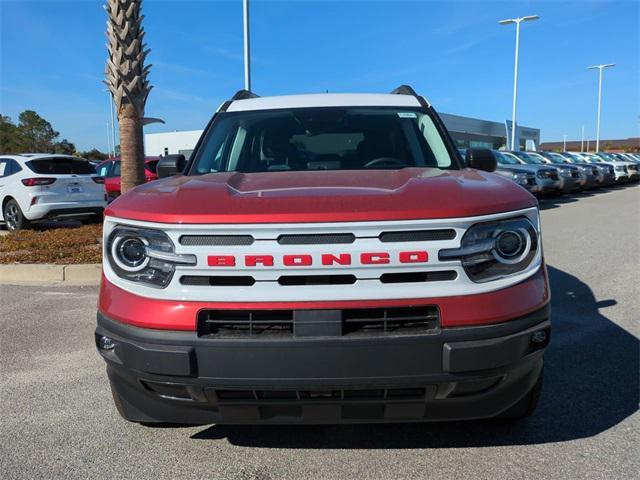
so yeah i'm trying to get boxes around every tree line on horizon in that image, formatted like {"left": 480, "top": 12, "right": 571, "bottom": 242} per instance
{"left": 0, "top": 111, "right": 111, "bottom": 160}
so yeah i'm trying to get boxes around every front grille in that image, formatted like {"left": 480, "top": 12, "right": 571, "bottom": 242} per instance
{"left": 379, "top": 270, "right": 457, "bottom": 283}
{"left": 211, "top": 386, "right": 429, "bottom": 403}
{"left": 182, "top": 270, "right": 457, "bottom": 287}
{"left": 526, "top": 175, "right": 536, "bottom": 185}
{"left": 278, "top": 274, "right": 357, "bottom": 286}
{"left": 197, "top": 306, "right": 440, "bottom": 338}
{"left": 571, "top": 169, "right": 580, "bottom": 178}
{"left": 343, "top": 306, "right": 439, "bottom": 336}
{"left": 536, "top": 169, "right": 557, "bottom": 179}
{"left": 379, "top": 229, "right": 456, "bottom": 242}
{"left": 180, "top": 235, "right": 254, "bottom": 246}
{"left": 198, "top": 310, "right": 294, "bottom": 337}
{"left": 277, "top": 233, "right": 355, "bottom": 245}
{"left": 181, "top": 275, "right": 256, "bottom": 286}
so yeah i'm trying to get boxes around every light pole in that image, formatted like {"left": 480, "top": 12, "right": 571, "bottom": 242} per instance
{"left": 581, "top": 125, "right": 585, "bottom": 152}
{"left": 243, "top": 0, "right": 251, "bottom": 91}
{"left": 588, "top": 63, "right": 615, "bottom": 152}
{"left": 499, "top": 15, "right": 539, "bottom": 151}
{"left": 563, "top": 134, "right": 567, "bottom": 151}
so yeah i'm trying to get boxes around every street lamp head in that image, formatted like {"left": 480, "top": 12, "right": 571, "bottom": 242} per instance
{"left": 499, "top": 15, "right": 539, "bottom": 25}
{"left": 588, "top": 63, "right": 616, "bottom": 70}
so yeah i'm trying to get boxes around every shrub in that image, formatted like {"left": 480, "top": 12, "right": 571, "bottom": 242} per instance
{"left": 0, "top": 224, "right": 102, "bottom": 264}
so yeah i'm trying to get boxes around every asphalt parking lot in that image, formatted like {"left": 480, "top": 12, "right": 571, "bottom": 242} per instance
{"left": 1, "top": 185, "right": 638, "bottom": 480}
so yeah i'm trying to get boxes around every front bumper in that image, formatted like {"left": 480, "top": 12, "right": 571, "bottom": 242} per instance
{"left": 559, "top": 176, "right": 581, "bottom": 192}
{"left": 581, "top": 175, "right": 598, "bottom": 189}
{"left": 96, "top": 304, "right": 550, "bottom": 424}
{"left": 535, "top": 178, "right": 561, "bottom": 195}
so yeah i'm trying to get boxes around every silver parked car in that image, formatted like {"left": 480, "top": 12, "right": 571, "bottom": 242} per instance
{"left": 550, "top": 152, "right": 600, "bottom": 189}
{"left": 501, "top": 151, "right": 562, "bottom": 195}
{"left": 606, "top": 153, "right": 639, "bottom": 180}
{"left": 566, "top": 152, "right": 615, "bottom": 186}
{"left": 593, "top": 152, "right": 637, "bottom": 183}
{"left": 489, "top": 150, "right": 538, "bottom": 194}
{"left": 515, "top": 151, "right": 582, "bottom": 193}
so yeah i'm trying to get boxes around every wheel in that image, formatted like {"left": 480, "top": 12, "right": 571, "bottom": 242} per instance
{"left": 3, "top": 199, "right": 30, "bottom": 231}
{"left": 496, "top": 368, "right": 543, "bottom": 421}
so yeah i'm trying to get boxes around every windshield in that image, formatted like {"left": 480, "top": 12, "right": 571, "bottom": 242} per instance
{"left": 545, "top": 152, "right": 569, "bottom": 163}
{"left": 493, "top": 150, "right": 520, "bottom": 165}
{"left": 561, "top": 152, "right": 584, "bottom": 164}
{"left": 500, "top": 152, "right": 525, "bottom": 165}
{"left": 512, "top": 151, "right": 544, "bottom": 164}
{"left": 525, "top": 152, "right": 548, "bottom": 164}
{"left": 190, "top": 107, "right": 455, "bottom": 174}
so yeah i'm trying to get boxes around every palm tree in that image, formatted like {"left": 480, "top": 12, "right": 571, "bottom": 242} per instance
{"left": 104, "top": 0, "right": 161, "bottom": 193}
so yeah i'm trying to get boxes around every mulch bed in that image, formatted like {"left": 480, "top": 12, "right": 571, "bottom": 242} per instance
{"left": 0, "top": 224, "right": 102, "bottom": 264}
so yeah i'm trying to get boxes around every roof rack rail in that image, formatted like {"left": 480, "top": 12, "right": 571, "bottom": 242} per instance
{"left": 390, "top": 84, "right": 430, "bottom": 107}
{"left": 390, "top": 85, "right": 419, "bottom": 96}
{"left": 231, "top": 89, "right": 260, "bottom": 101}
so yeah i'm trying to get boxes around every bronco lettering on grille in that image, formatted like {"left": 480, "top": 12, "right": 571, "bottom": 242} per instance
{"left": 207, "top": 251, "right": 429, "bottom": 267}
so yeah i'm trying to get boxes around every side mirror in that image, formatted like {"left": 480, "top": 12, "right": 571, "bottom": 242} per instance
{"left": 466, "top": 149, "right": 497, "bottom": 172}
{"left": 157, "top": 154, "right": 187, "bottom": 178}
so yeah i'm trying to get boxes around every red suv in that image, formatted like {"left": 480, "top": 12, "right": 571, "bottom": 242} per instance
{"left": 96, "top": 87, "right": 550, "bottom": 426}
{"left": 96, "top": 157, "right": 160, "bottom": 200}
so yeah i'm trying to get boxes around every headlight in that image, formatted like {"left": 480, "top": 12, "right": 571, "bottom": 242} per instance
{"left": 559, "top": 168, "right": 572, "bottom": 177}
{"left": 511, "top": 172, "right": 528, "bottom": 184}
{"left": 439, "top": 217, "right": 539, "bottom": 283}
{"left": 106, "top": 226, "right": 196, "bottom": 288}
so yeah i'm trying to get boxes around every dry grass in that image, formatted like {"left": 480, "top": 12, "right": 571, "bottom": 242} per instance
{"left": 0, "top": 224, "right": 102, "bottom": 264}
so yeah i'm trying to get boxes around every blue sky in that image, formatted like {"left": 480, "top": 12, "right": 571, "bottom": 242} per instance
{"left": 1, "top": 0, "right": 637, "bottom": 151}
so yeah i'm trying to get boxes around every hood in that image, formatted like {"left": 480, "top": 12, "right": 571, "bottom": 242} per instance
{"left": 106, "top": 168, "right": 537, "bottom": 224}
{"left": 498, "top": 162, "right": 540, "bottom": 174}
{"left": 496, "top": 165, "right": 533, "bottom": 175}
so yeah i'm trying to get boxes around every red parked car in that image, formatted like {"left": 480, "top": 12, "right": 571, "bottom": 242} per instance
{"left": 96, "top": 157, "right": 160, "bottom": 200}
{"left": 96, "top": 87, "right": 550, "bottom": 426}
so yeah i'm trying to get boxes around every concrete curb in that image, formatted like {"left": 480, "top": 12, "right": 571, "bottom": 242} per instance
{"left": 0, "top": 264, "right": 101, "bottom": 285}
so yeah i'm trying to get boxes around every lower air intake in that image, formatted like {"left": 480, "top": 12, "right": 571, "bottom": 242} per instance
{"left": 197, "top": 306, "right": 440, "bottom": 338}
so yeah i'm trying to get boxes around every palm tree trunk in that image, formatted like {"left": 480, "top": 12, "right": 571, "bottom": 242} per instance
{"left": 119, "top": 104, "right": 145, "bottom": 193}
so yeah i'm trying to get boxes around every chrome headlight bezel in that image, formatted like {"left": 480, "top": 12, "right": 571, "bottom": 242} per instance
{"left": 439, "top": 216, "right": 541, "bottom": 283}
{"left": 105, "top": 225, "right": 196, "bottom": 288}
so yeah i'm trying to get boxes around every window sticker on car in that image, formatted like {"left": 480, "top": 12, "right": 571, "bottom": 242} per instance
{"left": 0, "top": 163, "right": 6, "bottom": 176}
{"left": 397, "top": 112, "right": 417, "bottom": 118}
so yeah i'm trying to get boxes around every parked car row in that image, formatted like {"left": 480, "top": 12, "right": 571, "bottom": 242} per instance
{"left": 459, "top": 148, "right": 640, "bottom": 197}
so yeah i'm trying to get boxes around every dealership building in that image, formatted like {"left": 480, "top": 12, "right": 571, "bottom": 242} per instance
{"left": 144, "top": 113, "right": 540, "bottom": 158}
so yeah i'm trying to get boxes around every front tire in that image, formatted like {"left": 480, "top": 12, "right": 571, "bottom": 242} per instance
{"left": 3, "top": 199, "right": 30, "bottom": 231}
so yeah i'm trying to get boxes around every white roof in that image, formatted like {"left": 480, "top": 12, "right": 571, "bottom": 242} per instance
{"left": 225, "top": 93, "right": 424, "bottom": 112}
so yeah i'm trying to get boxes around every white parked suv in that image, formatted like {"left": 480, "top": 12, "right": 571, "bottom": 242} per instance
{"left": 0, "top": 154, "right": 107, "bottom": 230}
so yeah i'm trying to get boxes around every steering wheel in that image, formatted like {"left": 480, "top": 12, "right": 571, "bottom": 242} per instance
{"left": 363, "top": 157, "right": 408, "bottom": 168}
